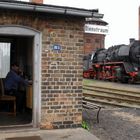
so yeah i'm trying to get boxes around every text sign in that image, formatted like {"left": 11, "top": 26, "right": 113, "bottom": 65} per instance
{"left": 85, "top": 24, "right": 109, "bottom": 35}
{"left": 52, "top": 44, "right": 61, "bottom": 52}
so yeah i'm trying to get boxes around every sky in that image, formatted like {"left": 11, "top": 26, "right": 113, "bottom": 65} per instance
{"left": 23, "top": 0, "right": 140, "bottom": 48}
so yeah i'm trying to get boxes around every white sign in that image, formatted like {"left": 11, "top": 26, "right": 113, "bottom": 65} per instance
{"left": 85, "top": 24, "right": 109, "bottom": 35}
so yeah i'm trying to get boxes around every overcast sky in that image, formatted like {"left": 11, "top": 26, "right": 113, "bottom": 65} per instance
{"left": 23, "top": 0, "right": 140, "bottom": 48}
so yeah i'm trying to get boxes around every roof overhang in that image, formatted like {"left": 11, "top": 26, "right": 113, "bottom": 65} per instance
{"left": 0, "top": 0, "right": 103, "bottom": 18}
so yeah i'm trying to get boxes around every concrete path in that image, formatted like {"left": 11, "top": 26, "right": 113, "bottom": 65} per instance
{"left": 0, "top": 128, "right": 100, "bottom": 140}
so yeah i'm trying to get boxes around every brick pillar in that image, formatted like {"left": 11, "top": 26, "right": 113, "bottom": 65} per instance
{"left": 30, "top": 0, "right": 43, "bottom": 4}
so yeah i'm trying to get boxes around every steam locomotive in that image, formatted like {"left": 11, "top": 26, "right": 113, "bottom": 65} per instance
{"left": 83, "top": 40, "right": 140, "bottom": 83}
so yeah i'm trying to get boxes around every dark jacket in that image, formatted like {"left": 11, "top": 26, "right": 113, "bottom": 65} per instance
{"left": 4, "top": 70, "right": 28, "bottom": 91}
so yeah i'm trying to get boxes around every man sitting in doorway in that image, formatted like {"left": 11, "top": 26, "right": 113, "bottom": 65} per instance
{"left": 4, "top": 63, "right": 29, "bottom": 113}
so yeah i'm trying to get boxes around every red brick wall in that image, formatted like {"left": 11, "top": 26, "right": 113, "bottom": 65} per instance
{"left": 84, "top": 33, "right": 105, "bottom": 55}
{"left": 0, "top": 10, "right": 84, "bottom": 129}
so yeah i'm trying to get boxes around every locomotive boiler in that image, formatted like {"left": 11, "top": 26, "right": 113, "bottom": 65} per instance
{"left": 83, "top": 40, "right": 140, "bottom": 83}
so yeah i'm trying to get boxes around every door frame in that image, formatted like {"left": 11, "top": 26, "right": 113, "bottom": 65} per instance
{"left": 0, "top": 25, "right": 42, "bottom": 128}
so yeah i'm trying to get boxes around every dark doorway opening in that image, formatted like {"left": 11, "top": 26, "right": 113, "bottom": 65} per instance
{"left": 0, "top": 36, "right": 33, "bottom": 126}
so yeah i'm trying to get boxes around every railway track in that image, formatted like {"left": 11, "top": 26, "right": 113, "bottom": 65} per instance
{"left": 83, "top": 84, "right": 140, "bottom": 108}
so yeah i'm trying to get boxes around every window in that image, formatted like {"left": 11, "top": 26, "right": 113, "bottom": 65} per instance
{"left": 0, "top": 43, "right": 11, "bottom": 78}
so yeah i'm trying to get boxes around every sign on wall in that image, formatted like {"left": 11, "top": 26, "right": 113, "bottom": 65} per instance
{"left": 85, "top": 24, "right": 109, "bottom": 35}
{"left": 52, "top": 44, "right": 62, "bottom": 53}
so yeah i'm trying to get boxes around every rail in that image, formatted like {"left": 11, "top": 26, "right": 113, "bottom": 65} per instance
{"left": 83, "top": 84, "right": 140, "bottom": 108}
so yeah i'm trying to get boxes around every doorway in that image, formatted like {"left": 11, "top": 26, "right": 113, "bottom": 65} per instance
{"left": 0, "top": 25, "right": 41, "bottom": 128}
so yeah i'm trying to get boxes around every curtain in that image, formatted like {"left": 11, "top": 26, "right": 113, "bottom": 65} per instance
{"left": 0, "top": 43, "right": 10, "bottom": 78}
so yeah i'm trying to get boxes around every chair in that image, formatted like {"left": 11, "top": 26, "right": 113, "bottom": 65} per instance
{"left": 0, "top": 78, "right": 16, "bottom": 116}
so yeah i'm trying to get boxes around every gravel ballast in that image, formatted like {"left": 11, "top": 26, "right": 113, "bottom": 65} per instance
{"left": 83, "top": 107, "right": 140, "bottom": 140}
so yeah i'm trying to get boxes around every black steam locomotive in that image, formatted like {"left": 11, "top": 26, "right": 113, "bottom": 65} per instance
{"left": 83, "top": 40, "right": 140, "bottom": 83}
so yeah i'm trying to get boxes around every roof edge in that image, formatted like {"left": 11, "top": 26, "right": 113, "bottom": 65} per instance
{"left": 0, "top": 1, "right": 102, "bottom": 17}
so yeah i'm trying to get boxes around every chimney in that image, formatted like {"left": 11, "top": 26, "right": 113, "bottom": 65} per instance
{"left": 29, "top": 0, "right": 43, "bottom": 4}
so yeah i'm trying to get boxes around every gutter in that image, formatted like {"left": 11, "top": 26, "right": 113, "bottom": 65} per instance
{"left": 0, "top": 1, "right": 103, "bottom": 18}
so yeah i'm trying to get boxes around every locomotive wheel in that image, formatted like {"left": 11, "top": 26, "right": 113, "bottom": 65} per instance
{"left": 90, "top": 73, "right": 94, "bottom": 79}
{"left": 128, "top": 78, "right": 135, "bottom": 84}
{"left": 121, "top": 77, "right": 129, "bottom": 83}
{"left": 96, "top": 71, "right": 100, "bottom": 79}
{"left": 83, "top": 71, "right": 90, "bottom": 78}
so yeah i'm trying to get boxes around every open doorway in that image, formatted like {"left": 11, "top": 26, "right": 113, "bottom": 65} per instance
{"left": 0, "top": 26, "right": 41, "bottom": 128}
{"left": 0, "top": 36, "right": 33, "bottom": 126}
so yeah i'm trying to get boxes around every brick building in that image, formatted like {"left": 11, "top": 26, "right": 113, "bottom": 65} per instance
{"left": 0, "top": 0, "right": 103, "bottom": 129}
{"left": 84, "top": 17, "right": 108, "bottom": 55}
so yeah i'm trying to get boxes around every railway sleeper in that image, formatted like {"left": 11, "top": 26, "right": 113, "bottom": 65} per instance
{"left": 83, "top": 88, "right": 140, "bottom": 98}
{"left": 84, "top": 96, "right": 140, "bottom": 108}
{"left": 83, "top": 91, "right": 140, "bottom": 104}
{"left": 83, "top": 85, "right": 140, "bottom": 98}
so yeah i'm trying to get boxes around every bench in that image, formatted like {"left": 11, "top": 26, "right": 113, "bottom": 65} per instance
{"left": 83, "top": 97, "right": 102, "bottom": 123}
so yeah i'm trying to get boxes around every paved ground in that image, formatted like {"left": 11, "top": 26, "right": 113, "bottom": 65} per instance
{"left": 0, "top": 128, "right": 100, "bottom": 140}
{"left": 1, "top": 108, "right": 140, "bottom": 140}
{"left": 83, "top": 107, "right": 140, "bottom": 140}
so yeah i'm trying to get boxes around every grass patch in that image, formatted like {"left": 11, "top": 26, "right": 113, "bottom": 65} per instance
{"left": 82, "top": 120, "right": 90, "bottom": 131}
{"left": 83, "top": 79, "right": 94, "bottom": 85}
